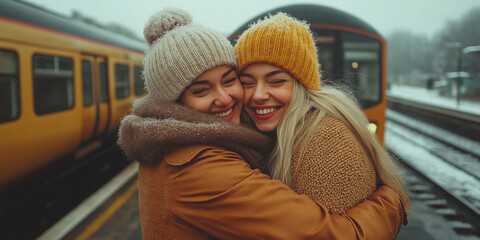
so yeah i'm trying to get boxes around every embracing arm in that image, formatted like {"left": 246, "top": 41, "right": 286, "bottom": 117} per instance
{"left": 171, "top": 147, "right": 404, "bottom": 239}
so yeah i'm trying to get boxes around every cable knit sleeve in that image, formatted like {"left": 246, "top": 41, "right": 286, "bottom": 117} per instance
{"left": 290, "top": 116, "right": 377, "bottom": 214}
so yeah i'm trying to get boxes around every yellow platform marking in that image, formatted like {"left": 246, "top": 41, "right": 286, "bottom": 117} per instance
{"left": 75, "top": 180, "right": 138, "bottom": 240}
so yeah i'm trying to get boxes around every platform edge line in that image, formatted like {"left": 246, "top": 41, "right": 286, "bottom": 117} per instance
{"left": 36, "top": 162, "right": 139, "bottom": 240}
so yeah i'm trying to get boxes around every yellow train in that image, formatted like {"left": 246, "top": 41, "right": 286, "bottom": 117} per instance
{"left": 0, "top": 1, "right": 146, "bottom": 187}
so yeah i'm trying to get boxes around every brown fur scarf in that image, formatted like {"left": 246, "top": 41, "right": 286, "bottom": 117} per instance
{"left": 117, "top": 95, "right": 272, "bottom": 170}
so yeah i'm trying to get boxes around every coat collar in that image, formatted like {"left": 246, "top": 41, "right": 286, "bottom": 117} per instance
{"left": 164, "top": 145, "right": 210, "bottom": 166}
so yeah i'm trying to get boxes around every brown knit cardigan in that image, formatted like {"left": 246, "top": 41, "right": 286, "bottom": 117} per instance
{"left": 290, "top": 114, "right": 377, "bottom": 214}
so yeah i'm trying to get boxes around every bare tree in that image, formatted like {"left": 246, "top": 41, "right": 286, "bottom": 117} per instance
{"left": 433, "top": 7, "right": 480, "bottom": 75}
{"left": 387, "top": 30, "right": 434, "bottom": 76}
{"left": 388, "top": 6, "right": 480, "bottom": 81}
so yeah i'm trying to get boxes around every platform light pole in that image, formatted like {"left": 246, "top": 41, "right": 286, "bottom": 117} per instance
{"left": 446, "top": 44, "right": 480, "bottom": 107}
{"left": 452, "top": 45, "right": 480, "bottom": 107}
{"left": 461, "top": 46, "right": 480, "bottom": 104}
{"left": 446, "top": 42, "right": 462, "bottom": 107}
{"left": 456, "top": 47, "right": 462, "bottom": 107}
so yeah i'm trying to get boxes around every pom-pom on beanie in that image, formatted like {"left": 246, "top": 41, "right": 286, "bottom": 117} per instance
{"left": 143, "top": 8, "right": 237, "bottom": 101}
{"left": 235, "top": 12, "right": 320, "bottom": 90}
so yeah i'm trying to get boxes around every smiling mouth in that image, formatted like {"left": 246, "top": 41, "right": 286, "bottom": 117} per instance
{"left": 252, "top": 106, "right": 281, "bottom": 120}
{"left": 255, "top": 107, "right": 279, "bottom": 115}
{"left": 215, "top": 107, "right": 233, "bottom": 117}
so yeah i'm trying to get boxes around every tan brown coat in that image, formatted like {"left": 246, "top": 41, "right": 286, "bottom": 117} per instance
{"left": 118, "top": 97, "right": 406, "bottom": 239}
{"left": 138, "top": 145, "right": 404, "bottom": 239}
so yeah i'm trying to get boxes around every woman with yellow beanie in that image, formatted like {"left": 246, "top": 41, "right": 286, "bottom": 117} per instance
{"left": 235, "top": 12, "right": 410, "bottom": 216}
{"left": 118, "top": 8, "right": 406, "bottom": 239}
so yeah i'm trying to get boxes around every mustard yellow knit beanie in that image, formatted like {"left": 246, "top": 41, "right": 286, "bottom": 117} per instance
{"left": 143, "top": 8, "right": 237, "bottom": 101}
{"left": 235, "top": 12, "right": 320, "bottom": 90}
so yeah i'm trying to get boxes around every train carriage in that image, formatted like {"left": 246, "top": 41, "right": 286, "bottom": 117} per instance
{"left": 0, "top": 1, "right": 146, "bottom": 187}
{"left": 229, "top": 4, "right": 387, "bottom": 142}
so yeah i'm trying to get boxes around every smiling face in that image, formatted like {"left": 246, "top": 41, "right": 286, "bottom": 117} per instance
{"left": 180, "top": 65, "right": 243, "bottom": 125}
{"left": 239, "top": 63, "right": 295, "bottom": 132}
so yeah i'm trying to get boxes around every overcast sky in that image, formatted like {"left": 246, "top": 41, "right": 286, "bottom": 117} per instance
{"left": 24, "top": 0, "right": 480, "bottom": 40}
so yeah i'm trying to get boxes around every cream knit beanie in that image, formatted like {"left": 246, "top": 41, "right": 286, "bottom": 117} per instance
{"left": 143, "top": 8, "right": 237, "bottom": 101}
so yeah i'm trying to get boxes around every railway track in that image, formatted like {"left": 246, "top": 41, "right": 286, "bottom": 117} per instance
{"left": 386, "top": 105, "right": 480, "bottom": 239}
{"left": 398, "top": 165, "right": 480, "bottom": 238}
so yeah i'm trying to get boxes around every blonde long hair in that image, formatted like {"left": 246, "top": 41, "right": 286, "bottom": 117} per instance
{"left": 270, "top": 80, "right": 410, "bottom": 212}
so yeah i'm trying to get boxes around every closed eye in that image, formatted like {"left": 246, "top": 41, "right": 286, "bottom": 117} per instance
{"left": 224, "top": 77, "right": 238, "bottom": 85}
{"left": 271, "top": 79, "right": 287, "bottom": 84}
{"left": 192, "top": 88, "right": 208, "bottom": 95}
{"left": 240, "top": 81, "right": 255, "bottom": 86}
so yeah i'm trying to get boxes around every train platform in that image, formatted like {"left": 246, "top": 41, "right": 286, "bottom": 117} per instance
{"left": 36, "top": 162, "right": 462, "bottom": 240}
{"left": 397, "top": 201, "right": 459, "bottom": 240}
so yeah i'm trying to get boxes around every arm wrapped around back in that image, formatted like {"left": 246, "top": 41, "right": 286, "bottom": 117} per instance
{"left": 138, "top": 145, "right": 403, "bottom": 239}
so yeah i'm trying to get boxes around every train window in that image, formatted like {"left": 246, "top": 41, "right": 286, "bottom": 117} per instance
{"left": 115, "top": 64, "right": 130, "bottom": 99}
{"left": 342, "top": 33, "right": 381, "bottom": 108}
{"left": 134, "top": 66, "right": 145, "bottom": 95}
{"left": 99, "top": 62, "right": 109, "bottom": 103}
{"left": 82, "top": 60, "right": 93, "bottom": 106}
{"left": 33, "top": 54, "right": 74, "bottom": 115}
{"left": 0, "top": 50, "right": 20, "bottom": 123}
{"left": 313, "top": 34, "right": 336, "bottom": 82}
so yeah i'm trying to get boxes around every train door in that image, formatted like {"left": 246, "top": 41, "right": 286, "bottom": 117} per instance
{"left": 95, "top": 57, "right": 110, "bottom": 137}
{"left": 80, "top": 55, "right": 110, "bottom": 142}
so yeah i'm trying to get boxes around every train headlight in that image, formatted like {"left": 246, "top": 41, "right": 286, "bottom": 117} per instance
{"left": 367, "top": 122, "right": 377, "bottom": 134}
{"left": 351, "top": 61, "right": 359, "bottom": 69}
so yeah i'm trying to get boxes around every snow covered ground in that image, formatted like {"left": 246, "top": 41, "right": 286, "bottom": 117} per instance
{"left": 387, "top": 110, "right": 480, "bottom": 158}
{"left": 385, "top": 116, "right": 480, "bottom": 210}
{"left": 384, "top": 85, "right": 480, "bottom": 211}
{"left": 387, "top": 85, "right": 480, "bottom": 116}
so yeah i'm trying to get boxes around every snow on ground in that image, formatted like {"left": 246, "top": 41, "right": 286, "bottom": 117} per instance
{"left": 387, "top": 85, "right": 480, "bottom": 116}
{"left": 385, "top": 87, "right": 480, "bottom": 208}
{"left": 385, "top": 124, "right": 480, "bottom": 205}
{"left": 387, "top": 109, "right": 480, "bottom": 157}
{"left": 386, "top": 84, "right": 480, "bottom": 220}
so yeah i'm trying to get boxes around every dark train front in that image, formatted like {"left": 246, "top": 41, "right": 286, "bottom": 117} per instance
{"left": 229, "top": 4, "right": 387, "bottom": 142}
{"left": 0, "top": 1, "right": 145, "bottom": 195}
